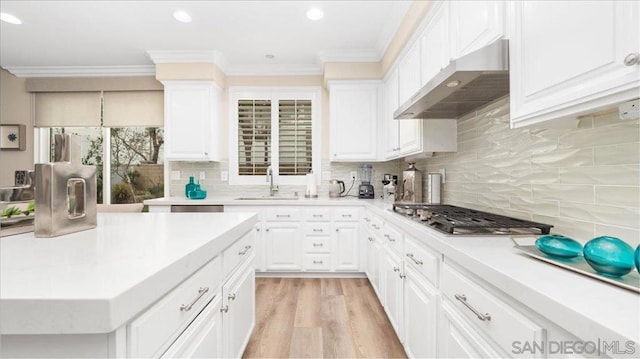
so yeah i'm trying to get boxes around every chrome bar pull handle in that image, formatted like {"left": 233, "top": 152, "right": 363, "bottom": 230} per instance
{"left": 228, "top": 293, "right": 236, "bottom": 300}
{"left": 454, "top": 294, "right": 491, "bottom": 321}
{"left": 406, "top": 253, "right": 423, "bottom": 265}
{"left": 238, "top": 245, "right": 251, "bottom": 255}
{"left": 179, "top": 287, "right": 209, "bottom": 312}
{"left": 220, "top": 305, "right": 229, "bottom": 313}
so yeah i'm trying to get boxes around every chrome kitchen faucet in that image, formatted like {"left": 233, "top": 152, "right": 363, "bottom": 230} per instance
{"left": 266, "top": 165, "right": 279, "bottom": 196}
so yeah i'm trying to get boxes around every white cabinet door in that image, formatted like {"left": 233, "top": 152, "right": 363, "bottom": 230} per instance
{"left": 163, "top": 81, "right": 221, "bottom": 161}
{"left": 221, "top": 258, "right": 256, "bottom": 359}
{"left": 438, "top": 302, "right": 501, "bottom": 358}
{"left": 450, "top": 1, "right": 504, "bottom": 59}
{"left": 403, "top": 266, "right": 438, "bottom": 359}
{"left": 420, "top": 1, "right": 451, "bottom": 86}
{"left": 510, "top": 1, "right": 640, "bottom": 127}
{"left": 161, "top": 295, "right": 222, "bottom": 359}
{"left": 329, "top": 82, "right": 380, "bottom": 161}
{"left": 264, "top": 222, "right": 302, "bottom": 271}
{"left": 383, "top": 250, "right": 404, "bottom": 341}
{"left": 333, "top": 223, "right": 359, "bottom": 271}
{"left": 398, "top": 41, "right": 422, "bottom": 106}
{"left": 398, "top": 119, "right": 422, "bottom": 156}
{"left": 384, "top": 69, "right": 400, "bottom": 159}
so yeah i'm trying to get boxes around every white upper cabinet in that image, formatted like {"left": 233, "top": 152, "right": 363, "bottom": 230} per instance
{"left": 384, "top": 69, "right": 401, "bottom": 159}
{"left": 449, "top": 1, "right": 505, "bottom": 59}
{"left": 510, "top": 1, "right": 640, "bottom": 127}
{"left": 163, "top": 81, "right": 221, "bottom": 161}
{"left": 420, "top": 1, "right": 451, "bottom": 86}
{"left": 329, "top": 81, "right": 381, "bottom": 162}
{"left": 398, "top": 41, "right": 422, "bottom": 106}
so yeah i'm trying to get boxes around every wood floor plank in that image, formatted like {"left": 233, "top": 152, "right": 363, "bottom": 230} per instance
{"left": 244, "top": 278, "right": 407, "bottom": 359}
{"left": 293, "top": 278, "right": 322, "bottom": 328}
{"left": 288, "top": 327, "right": 324, "bottom": 358}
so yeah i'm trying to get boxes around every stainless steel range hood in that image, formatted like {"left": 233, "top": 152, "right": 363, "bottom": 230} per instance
{"left": 394, "top": 39, "right": 509, "bottom": 120}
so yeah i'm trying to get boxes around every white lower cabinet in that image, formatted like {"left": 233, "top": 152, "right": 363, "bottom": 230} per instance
{"left": 161, "top": 295, "right": 222, "bottom": 359}
{"left": 334, "top": 222, "right": 359, "bottom": 271}
{"left": 403, "top": 264, "right": 439, "bottom": 359}
{"left": 264, "top": 222, "right": 302, "bottom": 271}
{"left": 383, "top": 249, "right": 404, "bottom": 341}
{"left": 221, "top": 256, "right": 256, "bottom": 359}
{"left": 439, "top": 301, "right": 501, "bottom": 358}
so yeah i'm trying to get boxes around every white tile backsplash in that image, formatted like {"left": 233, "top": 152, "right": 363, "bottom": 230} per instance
{"left": 415, "top": 97, "right": 640, "bottom": 246}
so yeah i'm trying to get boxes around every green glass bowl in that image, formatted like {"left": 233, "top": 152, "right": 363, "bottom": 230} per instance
{"left": 583, "top": 236, "right": 635, "bottom": 277}
{"left": 535, "top": 234, "right": 583, "bottom": 258}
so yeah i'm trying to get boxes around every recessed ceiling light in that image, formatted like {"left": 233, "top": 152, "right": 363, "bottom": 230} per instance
{"left": 265, "top": 54, "right": 275, "bottom": 60}
{"left": 306, "top": 8, "right": 324, "bottom": 21}
{"left": 0, "top": 13, "right": 22, "bottom": 25}
{"left": 173, "top": 10, "right": 192, "bottom": 23}
{"left": 446, "top": 80, "right": 461, "bottom": 88}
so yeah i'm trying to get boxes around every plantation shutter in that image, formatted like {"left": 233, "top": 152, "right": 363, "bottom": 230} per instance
{"left": 237, "top": 100, "right": 271, "bottom": 175}
{"left": 278, "top": 100, "right": 312, "bottom": 175}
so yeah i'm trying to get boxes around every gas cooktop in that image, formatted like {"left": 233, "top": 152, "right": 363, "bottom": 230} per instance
{"left": 392, "top": 203, "right": 553, "bottom": 235}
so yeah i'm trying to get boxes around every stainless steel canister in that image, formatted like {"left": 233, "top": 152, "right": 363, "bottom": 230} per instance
{"left": 426, "top": 173, "right": 442, "bottom": 204}
{"left": 401, "top": 162, "right": 422, "bottom": 203}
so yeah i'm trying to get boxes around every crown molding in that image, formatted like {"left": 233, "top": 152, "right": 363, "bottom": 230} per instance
{"left": 224, "top": 63, "right": 323, "bottom": 76}
{"left": 4, "top": 65, "right": 156, "bottom": 78}
{"left": 146, "top": 50, "right": 227, "bottom": 71}
{"left": 316, "top": 49, "right": 381, "bottom": 64}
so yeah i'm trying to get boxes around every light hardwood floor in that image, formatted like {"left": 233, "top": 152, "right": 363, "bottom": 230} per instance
{"left": 242, "top": 278, "right": 407, "bottom": 359}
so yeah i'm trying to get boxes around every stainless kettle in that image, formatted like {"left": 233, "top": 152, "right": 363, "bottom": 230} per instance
{"left": 329, "top": 179, "right": 345, "bottom": 198}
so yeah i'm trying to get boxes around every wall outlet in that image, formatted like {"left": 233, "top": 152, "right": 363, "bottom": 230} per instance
{"left": 350, "top": 171, "right": 357, "bottom": 180}
{"left": 439, "top": 168, "right": 446, "bottom": 183}
{"left": 221, "top": 171, "right": 229, "bottom": 181}
{"left": 199, "top": 171, "right": 206, "bottom": 180}
{"left": 171, "top": 170, "right": 181, "bottom": 181}
{"left": 619, "top": 98, "right": 640, "bottom": 120}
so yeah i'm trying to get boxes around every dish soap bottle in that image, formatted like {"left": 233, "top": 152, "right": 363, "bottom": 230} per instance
{"left": 185, "top": 176, "right": 196, "bottom": 198}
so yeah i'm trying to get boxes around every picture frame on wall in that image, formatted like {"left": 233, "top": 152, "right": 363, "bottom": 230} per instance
{"left": 0, "top": 124, "right": 26, "bottom": 150}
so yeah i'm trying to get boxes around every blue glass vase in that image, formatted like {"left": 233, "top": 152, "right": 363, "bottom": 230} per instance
{"left": 583, "top": 236, "right": 635, "bottom": 277}
{"left": 635, "top": 245, "right": 640, "bottom": 274}
{"left": 535, "top": 234, "right": 582, "bottom": 258}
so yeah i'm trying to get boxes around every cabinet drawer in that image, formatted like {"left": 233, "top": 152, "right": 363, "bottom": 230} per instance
{"left": 128, "top": 256, "right": 222, "bottom": 358}
{"left": 382, "top": 223, "right": 403, "bottom": 254}
{"left": 303, "top": 223, "right": 331, "bottom": 236}
{"left": 223, "top": 230, "right": 255, "bottom": 279}
{"left": 304, "top": 254, "right": 331, "bottom": 271}
{"left": 369, "top": 215, "right": 383, "bottom": 232}
{"left": 441, "top": 263, "right": 544, "bottom": 355}
{"left": 304, "top": 208, "right": 331, "bottom": 222}
{"left": 304, "top": 237, "right": 331, "bottom": 253}
{"left": 332, "top": 207, "right": 360, "bottom": 221}
{"left": 264, "top": 208, "right": 301, "bottom": 221}
{"left": 404, "top": 237, "right": 439, "bottom": 287}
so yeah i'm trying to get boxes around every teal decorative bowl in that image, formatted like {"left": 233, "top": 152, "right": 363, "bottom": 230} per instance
{"left": 535, "top": 234, "right": 583, "bottom": 258}
{"left": 583, "top": 236, "right": 635, "bottom": 277}
{"left": 635, "top": 245, "right": 640, "bottom": 273}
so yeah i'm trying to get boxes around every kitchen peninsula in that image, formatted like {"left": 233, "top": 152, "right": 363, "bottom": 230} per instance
{"left": 0, "top": 212, "right": 258, "bottom": 358}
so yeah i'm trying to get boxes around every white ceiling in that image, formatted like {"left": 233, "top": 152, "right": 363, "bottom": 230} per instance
{"left": 0, "top": 0, "right": 412, "bottom": 76}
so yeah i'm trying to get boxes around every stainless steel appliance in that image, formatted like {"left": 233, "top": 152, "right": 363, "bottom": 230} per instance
{"left": 392, "top": 203, "right": 552, "bottom": 235}
{"left": 426, "top": 173, "right": 442, "bottom": 204}
{"left": 395, "top": 39, "right": 509, "bottom": 120}
{"left": 328, "top": 179, "right": 345, "bottom": 198}
{"left": 382, "top": 174, "right": 398, "bottom": 202}
{"left": 35, "top": 134, "right": 97, "bottom": 237}
{"left": 401, "top": 162, "right": 422, "bottom": 203}
{"left": 358, "top": 164, "right": 374, "bottom": 199}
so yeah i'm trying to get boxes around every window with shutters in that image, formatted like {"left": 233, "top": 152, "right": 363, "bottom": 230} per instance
{"left": 229, "top": 88, "right": 321, "bottom": 185}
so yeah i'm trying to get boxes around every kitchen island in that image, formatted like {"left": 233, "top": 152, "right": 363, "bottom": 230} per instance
{"left": 0, "top": 212, "right": 258, "bottom": 358}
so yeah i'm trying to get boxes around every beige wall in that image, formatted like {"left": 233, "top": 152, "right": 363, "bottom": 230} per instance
{"left": 0, "top": 68, "right": 33, "bottom": 186}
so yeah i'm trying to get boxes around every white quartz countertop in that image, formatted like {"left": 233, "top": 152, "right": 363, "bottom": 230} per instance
{"left": 145, "top": 196, "right": 640, "bottom": 344}
{"left": 0, "top": 212, "right": 258, "bottom": 335}
{"left": 144, "top": 195, "right": 368, "bottom": 206}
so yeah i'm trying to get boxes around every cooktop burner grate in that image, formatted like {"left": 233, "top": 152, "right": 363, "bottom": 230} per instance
{"left": 392, "top": 203, "right": 552, "bottom": 235}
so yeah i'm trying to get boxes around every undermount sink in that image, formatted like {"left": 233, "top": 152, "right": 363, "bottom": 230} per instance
{"left": 235, "top": 196, "right": 299, "bottom": 200}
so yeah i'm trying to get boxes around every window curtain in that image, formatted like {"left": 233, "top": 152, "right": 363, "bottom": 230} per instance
{"left": 34, "top": 92, "right": 102, "bottom": 127}
{"left": 102, "top": 91, "right": 164, "bottom": 127}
